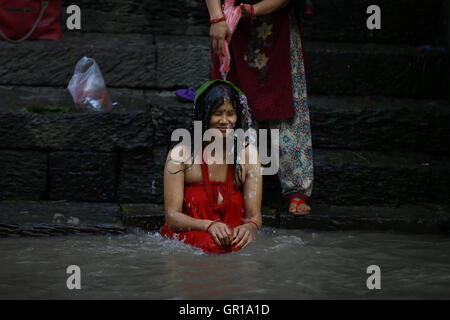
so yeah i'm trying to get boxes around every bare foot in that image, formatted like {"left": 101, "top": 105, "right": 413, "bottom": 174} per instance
{"left": 289, "top": 198, "right": 311, "bottom": 215}
{"left": 289, "top": 200, "right": 298, "bottom": 214}
{"left": 296, "top": 202, "right": 311, "bottom": 215}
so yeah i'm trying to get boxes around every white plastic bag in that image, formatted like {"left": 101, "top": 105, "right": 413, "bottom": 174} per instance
{"left": 67, "top": 56, "right": 113, "bottom": 112}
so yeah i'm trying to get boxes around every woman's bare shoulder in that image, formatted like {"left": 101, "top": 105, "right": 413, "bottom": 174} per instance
{"left": 167, "top": 144, "right": 193, "bottom": 166}
{"left": 165, "top": 145, "right": 191, "bottom": 175}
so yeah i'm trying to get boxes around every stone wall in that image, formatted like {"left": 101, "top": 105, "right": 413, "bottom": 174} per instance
{"left": 58, "top": 0, "right": 446, "bottom": 45}
{"left": 0, "top": 0, "right": 449, "bottom": 211}
{"left": 0, "top": 33, "right": 447, "bottom": 98}
{"left": 1, "top": 99, "right": 449, "bottom": 207}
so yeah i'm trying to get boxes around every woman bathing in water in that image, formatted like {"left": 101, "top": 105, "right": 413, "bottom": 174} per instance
{"left": 161, "top": 80, "right": 262, "bottom": 254}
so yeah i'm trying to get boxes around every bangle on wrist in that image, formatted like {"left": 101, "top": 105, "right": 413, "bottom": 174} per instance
{"left": 242, "top": 4, "right": 255, "bottom": 19}
{"left": 206, "top": 220, "right": 217, "bottom": 232}
{"left": 246, "top": 220, "right": 260, "bottom": 230}
{"left": 210, "top": 16, "right": 226, "bottom": 25}
{"left": 248, "top": 5, "right": 255, "bottom": 18}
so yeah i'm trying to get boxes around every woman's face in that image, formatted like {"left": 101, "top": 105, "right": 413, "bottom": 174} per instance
{"left": 209, "top": 99, "right": 237, "bottom": 137}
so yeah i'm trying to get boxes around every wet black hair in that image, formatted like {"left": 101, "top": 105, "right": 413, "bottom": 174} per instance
{"left": 194, "top": 82, "right": 243, "bottom": 133}
{"left": 169, "top": 82, "right": 246, "bottom": 187}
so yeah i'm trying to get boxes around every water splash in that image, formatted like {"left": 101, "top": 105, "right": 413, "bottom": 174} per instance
{"left": 239, "top": 95, "right": 252, "bottom": 129}
{"left": 222, "top": 71, "right": 228, "bottom": 81}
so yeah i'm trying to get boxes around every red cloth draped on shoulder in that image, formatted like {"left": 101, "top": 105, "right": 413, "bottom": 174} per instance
{"left": 212, "top": 5, "right": 294, "bottom": 120}
{"left": 161, "top": 163, "right": 246, "bottom": 254}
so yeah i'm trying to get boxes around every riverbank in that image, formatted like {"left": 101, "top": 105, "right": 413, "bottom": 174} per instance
{"left": 1, "top": 201, "right": 448, "bottom": 237}
{"left": 0, "top": 1, "right": 448, "bottom": 239}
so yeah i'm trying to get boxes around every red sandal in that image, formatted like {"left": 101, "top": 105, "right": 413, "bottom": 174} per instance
{"left": 289, "top": 198, "right": 310, "bottom": 215}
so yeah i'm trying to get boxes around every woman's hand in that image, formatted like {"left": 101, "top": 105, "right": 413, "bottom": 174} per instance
{"left": 207, "top": 221, "right": 233, "bottom": 247}
{"left": 231, "top": 223, "right": 257, "bottom": 248}
{"left": 240, "top": 4, "right": 254, "bottom": 18}
{"left": 242, "top": 0, "right": 290, "bottom": 17}
{"left": 209, "top": 20, "right": 231, "bottom": 56}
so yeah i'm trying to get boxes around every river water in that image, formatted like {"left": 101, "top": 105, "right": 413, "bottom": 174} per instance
{"left": 1, "top": 228, "right": 449, "bottom": 299}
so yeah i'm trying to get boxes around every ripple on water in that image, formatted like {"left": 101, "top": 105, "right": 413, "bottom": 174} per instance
{"left": 0, "top": 229, "right": 449, "bottom": 299}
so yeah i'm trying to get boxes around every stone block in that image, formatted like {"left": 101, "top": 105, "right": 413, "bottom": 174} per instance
{"left": 117, "top": 146, "right": 168, "bottom": 203}
{"left": 60, "top": 0, "right": 209, "bottom": 36}
{"left": 155, "top": 35, "right": 211, "bottom": 88}
{"left": 301, "top": 0, "right": 444, "bottom": 45}
{"left": 0, "top": 86, "right": 74, "bottom": 113}
{"left": 59, "top": 0, "right": 444, "bottom": 45}
{"left": 0, "top": 150, "right": 47, "bottom": 201}
{"left": 146, "top": 91, "right": 194, "bottom": 145}
{"left": 431, "top": 165, "right": 450, "bottom": 204}
{"left": 304, "top": 41, "right": 448, "bottom": 99}
{"left": 0, "top": 201, "right": 125, "bottom": 236}
{"left": 120, "top": 203, "right": 165, "bottom": 231}
{"left": 0, "top": 86, "right": 148, "bottom": 113}
{"left": 0, "top": 33, "right": 156, "bottom": 88}
{"left": 310, "top": 149, "right": 435, "bottom": 206}
{"left": 49, "top": 151, "right": 116, "bottom": 201}
{"left": 1, "top": 33, "right": 447, "bottom": 98}
{"left": 0, "top": 201, "right": 121, "bottom": 225}
{"left": 277, "top": 204, "right": 450, "bottom": 234}
{"left": 107, "top": 88, "right": 148, "bottom": 113}
{"left": 309, "top": 96, "right": 450, "bottom": 155}
{"left": 0, "top": 112, "right": 154, "bottom": 152}
{"left": 262, "top": 149, "right": 450, "bottom": 206}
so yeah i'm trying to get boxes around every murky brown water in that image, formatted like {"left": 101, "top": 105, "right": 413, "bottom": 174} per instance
{"left": 1, "top": 228, "right": 449, "bottom": 299}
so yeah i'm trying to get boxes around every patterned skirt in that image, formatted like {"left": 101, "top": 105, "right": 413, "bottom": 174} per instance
{"left": 271, "top": 9, "right": 314, "bottom": 200}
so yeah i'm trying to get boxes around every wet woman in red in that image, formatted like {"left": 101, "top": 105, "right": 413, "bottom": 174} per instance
{"left": 161, "top": 80, "right": 262, "bottom": 254}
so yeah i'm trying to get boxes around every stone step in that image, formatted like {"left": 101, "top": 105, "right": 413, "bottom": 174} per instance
{"left": 0, "top": 146, "right": 448, "bottom": 206}
{"left": 1, "top": 86, "right": 448, "bottom": 155}
{"left": 0, "top": 33, "right": 156, "bottom": 88}
{"left": 148, "top": 93, "right": 450, "bottom": 155}
{"left": 0, "top": 201, "right": 126, "bottom": 237}
{"left": 304, "top": 41, "right": 447, "bottom": 99}
{"left": 300, "top": 0, "right": 447, "bottom": 46}
{"left": 57, "top": 0, "right": 447, "bottom": 46}
{"left": 309, "top": 95, "right": 450, "bottom": 156}
{"left": 0, "top": 85, "right": 150, "bottom": 113}
{"left": 121, "top": 203, "right": 450, "bottom": 235}
{"left": 1, "top": 201, "right": 448, "bottom": 236}
{"left": 263, "top": 149, "right": 450, "bottom": 207}
{"left": 0, "top": 33, "right": 447, "bottom": 98}
{"left": 275, "top": 203, "right": 450, "bottom": 234}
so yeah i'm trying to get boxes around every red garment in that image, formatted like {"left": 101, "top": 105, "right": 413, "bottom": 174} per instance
{"left": 0, "top": 0, "right": 62, "bottom": 42}
{"left": 219, "top": 0, "right": 242, "bottom": 74}
{"left": 161, "top": 163, "right": 246, "bottom": 254}
{"left": 212, "top": 5, "right": 294, "bottom": 120}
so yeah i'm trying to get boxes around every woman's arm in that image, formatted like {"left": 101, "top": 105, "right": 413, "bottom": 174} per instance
{"left": 243, "top": 0, "right": 290, "bottom": 17}
{"left": 242, "top": 145, "right": 263, "bottom": 227}
{"left": 206, "top": 0, "right": 289, "bottom": 55}
{"left": 164, "top": 148, "right": 234, "bottom": 247}
{"left": 164, "top": 149, "right": 211, "bottom": 232}
{"left": 232, "top": 145, "right": 263, "bottom": 248}
{"left": 205, "top": 0, "right": 231, "bottom": 56}
{"left": 205, "top": 0, "right": 224, "bottom": 20}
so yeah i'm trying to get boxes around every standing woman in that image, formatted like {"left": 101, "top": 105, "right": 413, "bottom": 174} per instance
{"left": 161, "top": 80, "right": 262, "bottom": 254}
{"left": 206, "top": 0, "right": 314, "bottom": 214}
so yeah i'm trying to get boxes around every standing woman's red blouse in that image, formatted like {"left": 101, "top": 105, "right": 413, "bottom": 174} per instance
{"left": 161, "top": 162, "right": 246, "bottom": 254}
